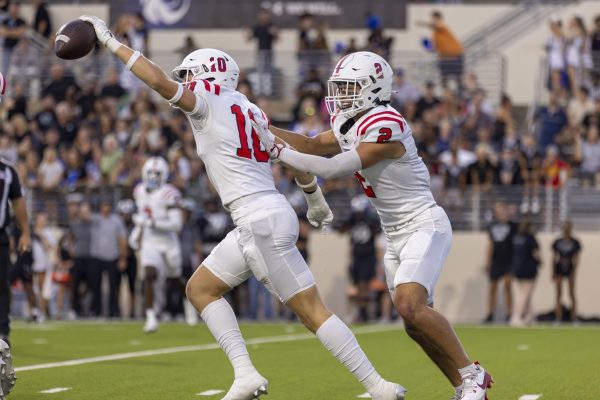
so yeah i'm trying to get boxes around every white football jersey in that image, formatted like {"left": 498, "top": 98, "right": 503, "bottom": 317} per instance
{"left": 182, "top": 79, "right": 276, "bottom": 206}
{"left": 331, "top": 104, "right": 436, "bottom": 228}
{"left": 133, "top": 183, "right": 182, "bottom": 247}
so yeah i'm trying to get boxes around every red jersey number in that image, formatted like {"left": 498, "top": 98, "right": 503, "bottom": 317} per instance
{"left": 231, "top": 105, "right": 269, "bottom": 163}
{"left": 354, "top": 172, "right": 376, "bottom": 198}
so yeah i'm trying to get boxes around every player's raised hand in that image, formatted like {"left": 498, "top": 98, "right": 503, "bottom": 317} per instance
{"left": 250, "top": 118, "right": 287, "bottom": 160}
{"left": 307, "top": 197, "right": 334, "bottom": 232}
{"left": 79, "top": 15, "right": 114, "bottom": 46}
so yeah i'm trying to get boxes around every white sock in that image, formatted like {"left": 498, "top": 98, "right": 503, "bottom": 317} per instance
{"left": 31, "top": 307, "right": 39, "bottom": 317}
{"left": 458, "top": 363, "right": 479, "bottom": 379}
{"left": 316, "top": 315, "right": 383, "bottom": 393}
{"left": 201, "top": 298, "right": 256, "bottom": 379}
{"left": 145, "top": 309, "right": 156, "bottom": 320}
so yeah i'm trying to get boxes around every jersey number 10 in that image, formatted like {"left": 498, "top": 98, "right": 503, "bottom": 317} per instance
{"left": 231, "top": 105, "right": 269, "bottom": 163}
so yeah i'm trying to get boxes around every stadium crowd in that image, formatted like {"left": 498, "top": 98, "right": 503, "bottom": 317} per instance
{"left": 0, "top": 4, "right": 597, "bottom": 323}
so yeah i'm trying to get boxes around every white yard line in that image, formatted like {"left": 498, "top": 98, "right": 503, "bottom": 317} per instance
{"left": 39, "top": 387, "right": 72, "bottom": 394}
{"left": 16, "top": 324, "right": 400, "bottom": 373}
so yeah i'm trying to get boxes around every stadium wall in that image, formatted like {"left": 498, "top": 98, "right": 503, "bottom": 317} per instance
{"left": 309, "top": 232, "right": 600, "bottom": 324}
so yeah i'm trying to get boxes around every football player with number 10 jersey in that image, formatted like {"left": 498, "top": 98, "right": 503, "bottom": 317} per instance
{"left": 81, "top": 15, "right": 405, "bottom": 400}
{"left": 253, "top": 51, "right": 494, "bottom": 400}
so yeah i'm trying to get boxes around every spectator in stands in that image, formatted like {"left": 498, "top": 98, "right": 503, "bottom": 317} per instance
{"left": 462, "top": 88, "right": 494, "bottom": 145}
{"left": 484, "top": 201, "right": 516, "bottom": 323}
{"left": 567, "top": 86, "right": 595, "bottom": 126}
{"left": 69, "top": 200, "right": 95, "bottom": 318}
{"left": 4, "top": 81, "right": 26, "bottom": 119}
{"left": 63, "top": 147, "right": 88, "bottom": 191}
{"left": 175, "top": 35, "right": 198, "bottom": 60}
{"left": 42, "top": 64, "right": 79, "bottom": 103}
{"left": 38, "top": 147, "right": 64, "bottom": 192}
{"left": 16, "top": 151, "right": 39, "bottom": 190}
{"left": 34, "top": 95, "right": 57, "bottom": 133}
{"left": 343, "top": 37, "right": 359, "bottom": 55}
{"left": 591, "top": 15, "right": 600, "bottom": 72}
{"left": 90, "top": 200, "right": 128, "bottom": 318}
{"left": 497, "top": 147, "right": 521, "bottom": 187}
{"left": 100, "top": 69, "right": 126, "bottom": 100}
{"left": 415, "top": 81, "right": 440, "bottom": 121}
{"left": 248, "top": 8, "right": 279, "bottom": 71}
{"left": 493, "top": 94, "right": 516, "bottom": 150}
{"left": 468, "top": 144, "right": 496, "bottom": 193}
{"left": 0, "top": 2, "right": 26, "bottom": 75}
{"left": 519, "top": 134, "right": 542, "bottom": 214}
{"left": 390, "top": 68, "right": 420, "bottom": 111}
{"left": 293, "top": 66, "right": 326, "bottom": 121}
{"left": 545, "top": 16, "right": 566, "bottom": 95}
{"left": 417, "top": 10, "right": 464, "bottom": 87}
{"left": 535, "top": 92, "right": 568, "bottom": 151}
{"left": 290, "top": 97, "right": 327, "bottom": 138}
{"left": 55, "top": 102, "right": 78, "bottom": 146}
{"left": 341, "top": 195, "right": 380, "bottom": 322}
{"left": 566, "top": 16, "right": 591, "bottom": 95}
{"left": 365, "top": 15, "right": 393, "bottom": 59}
{"left": 53, "top": 230, "right": 73, "bottom": 318}
{"left": 100, "top": 135, "right": 123, "bottom": 185}
{"left": 543, "top": 145, "right": 570, "bottom": 189}
{"left": 130, "top": 13, "right": 149, "bottom": 54}
{"left": 575, "top": 125, "right": 600, "bottom": 186}
{"left": 552, "top": 220, "right": 582, "bottom": 323}
{"left": 510, "top": 220, "right": 541, "bottom": 327}
{"left": 78, "top": 76, "right": 99, "bottom": 119}
{"left": 297, "top": 12, "right": 329, "bottom": 78}
{"left": 32, "top": 0, "right": 51, "bottom": 39}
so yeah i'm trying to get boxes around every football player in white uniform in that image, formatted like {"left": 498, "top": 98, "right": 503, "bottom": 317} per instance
{"left": 82, "top": 16, "right": 405, "bottom": 400}
{"left": 130, "top": 157, "right": 183, "bottom": 333}
{"left": 251, "top": 51, "right": 494, "bottom": 400}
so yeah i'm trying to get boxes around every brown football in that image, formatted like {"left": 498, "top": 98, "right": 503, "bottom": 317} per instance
{"left": 55, "top": 20, "right": 96, "bottom": 60}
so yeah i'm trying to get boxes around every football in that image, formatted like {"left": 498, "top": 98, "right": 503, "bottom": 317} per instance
{"left": 54, "top": 20, "right": 96, "bottom": 60}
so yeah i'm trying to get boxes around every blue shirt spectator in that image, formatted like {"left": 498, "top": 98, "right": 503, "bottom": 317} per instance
{"left": 535, "top": 94, "right": 567, "bottom": 151}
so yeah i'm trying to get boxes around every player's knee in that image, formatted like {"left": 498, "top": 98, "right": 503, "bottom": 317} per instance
{"left": 394, "top": 293, "right": 422, "bottom": 325}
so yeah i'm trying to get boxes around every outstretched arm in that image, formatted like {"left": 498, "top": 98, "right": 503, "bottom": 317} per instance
{"left": 80, "top": 16, "right": 202, "bottom": 115}
{"left": 253, "top": 120, "right": 405, "bottom": 179}
{"left": 269, "top": 126, "right": 341, "bottom": 156}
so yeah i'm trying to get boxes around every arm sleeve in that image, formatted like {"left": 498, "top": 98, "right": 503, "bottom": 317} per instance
{"left": 278, "top": 148, "right": 362, "bottom": 179}
{"left": 8, "top": 166, "right": 23, "bottom": 199}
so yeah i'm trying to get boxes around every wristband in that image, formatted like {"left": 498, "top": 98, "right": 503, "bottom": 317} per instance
{"left": 295, "top": 176, "right": 317, "bottom": 190}
{"left": 126, "top": 50, "right": 142, "bottom": 71}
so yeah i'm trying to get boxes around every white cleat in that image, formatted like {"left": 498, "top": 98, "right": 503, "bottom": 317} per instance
{"left": 460, "top": 362, "right": 493, "bottom": 400}
{"left": 144, "top": 309, "right": 159, "bottom": 333}
{"left": 370, "top": 381, "right": 407, "bottom": 400}
{"left": 221, "top": 372, "right": 268, "bottom": 400}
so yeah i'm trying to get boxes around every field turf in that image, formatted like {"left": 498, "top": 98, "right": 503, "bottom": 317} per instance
{"left": 9, "top": 321, "right": 600, "bottom": 399}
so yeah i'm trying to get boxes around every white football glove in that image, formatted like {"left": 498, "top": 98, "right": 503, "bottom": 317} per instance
{"left": 79, "top": 15, "right": 116, "bottom": 48}
{"left": 302, "top": 185, "right": 334, "bottom": 232}
{"left": 250, "top": 118, "right": 287, "bottom": 160}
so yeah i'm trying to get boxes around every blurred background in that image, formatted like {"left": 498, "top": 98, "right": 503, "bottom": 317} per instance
{"left": 0, "top": 0, "right": 599, "bottom": 327}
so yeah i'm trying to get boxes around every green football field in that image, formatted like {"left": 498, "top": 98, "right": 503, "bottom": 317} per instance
{"left": 8, "top": 321, "right": 600, "bottom": 400}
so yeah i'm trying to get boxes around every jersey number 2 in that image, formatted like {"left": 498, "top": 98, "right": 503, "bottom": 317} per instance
{"left": 354, "top": 172, "right": 376, "bottom": 198}
{"left": 231, "top": 105, "right": 269, "bottom": 163}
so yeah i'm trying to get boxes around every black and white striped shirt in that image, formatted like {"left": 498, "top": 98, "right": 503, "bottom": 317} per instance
{"left": 0, "top": 160, "right": 23, "bottom": 231}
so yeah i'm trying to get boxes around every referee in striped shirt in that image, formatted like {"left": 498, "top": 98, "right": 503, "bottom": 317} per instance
{"left": 0, "top": 159, "right": 31, "bottom": 343}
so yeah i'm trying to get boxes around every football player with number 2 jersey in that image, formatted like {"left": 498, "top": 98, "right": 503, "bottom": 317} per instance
{"left": 252, "top": 51, "right": 493, "bottom": 400}
{"left": 130, "top": 157, "right": 183, "bottom": 333}
{"left": 81, "top": 15, "right": 405, "bottom": 400}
